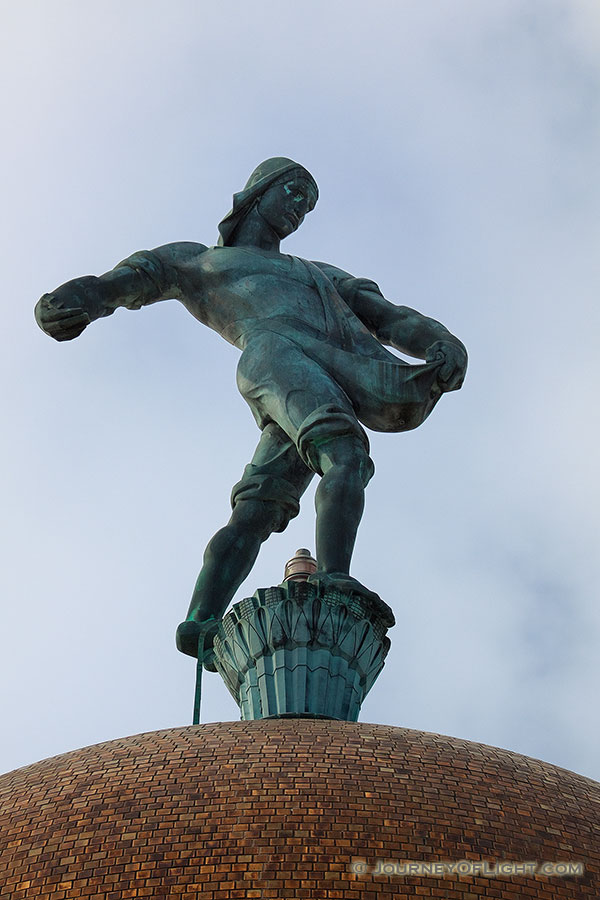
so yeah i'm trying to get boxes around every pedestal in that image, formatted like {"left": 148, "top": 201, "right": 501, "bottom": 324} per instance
{"left": 212, "top": 579, "right": 392, "bottom": 721}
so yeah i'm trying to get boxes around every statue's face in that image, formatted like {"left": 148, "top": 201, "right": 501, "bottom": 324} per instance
{"left": 257, "top": 176, "right": 317, "bottom": 239}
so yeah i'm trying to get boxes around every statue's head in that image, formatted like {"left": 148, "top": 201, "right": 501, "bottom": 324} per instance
{"left": 218, "top": 157, "right": 318, "bottom": 246}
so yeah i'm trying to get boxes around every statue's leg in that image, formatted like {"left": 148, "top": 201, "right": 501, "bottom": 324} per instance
{"left": 185, "top": 498, "right": 283, "bottom": 625}
{"left": 312, "top": 434, "right": 371, "bottom": 575}
{"left": 175, "top": 500, "right": 276, "bottom": 662}
{"left": 176, "top": 423, "right": 313, "bottom": 659}
{"left": 291, "top": 409, "right": 394, "bottom": 625}
{"left": 308, "top": 433, "right": 395, "bottom": 626}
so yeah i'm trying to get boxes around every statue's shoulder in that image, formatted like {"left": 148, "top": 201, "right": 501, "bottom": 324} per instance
{"left": 309, "top": 259, "right": 354, "bottom": 287}
{"left": 150, "top": 241, "right": 209, "bottom": 267}
{"left": 309, "top": 260, "right": 384, "bottom": 312}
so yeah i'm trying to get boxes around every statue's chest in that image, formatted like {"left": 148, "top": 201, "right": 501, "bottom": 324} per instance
{"left": 198, "top": 248, "right": 316, "bottom": 288}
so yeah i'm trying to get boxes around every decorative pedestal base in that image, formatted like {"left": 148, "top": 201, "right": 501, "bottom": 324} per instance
{"left": 212, "top": 579, "right": 392, "bottom": 721}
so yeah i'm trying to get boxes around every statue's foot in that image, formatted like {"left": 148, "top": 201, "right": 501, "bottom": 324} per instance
{"left": 307, "top": 571, "right": 395, "bottom": 627}
{"left": 176, "top": 618, "right": 220, "bottom": 672}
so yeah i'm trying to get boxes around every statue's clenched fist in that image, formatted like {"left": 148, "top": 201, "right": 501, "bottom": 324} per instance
{"left": 35, "top": 294, "right": 90, "bottom": 341}
{"left": 426, "top": 339, "right": 468, "bottom": 392}
{"left": 34, "top": 275, "right": 102, "bottom": 342}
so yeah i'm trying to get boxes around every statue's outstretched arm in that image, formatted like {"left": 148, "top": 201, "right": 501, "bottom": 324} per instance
{"left": 34, "top": 242, "right": 204, "bottom": 342}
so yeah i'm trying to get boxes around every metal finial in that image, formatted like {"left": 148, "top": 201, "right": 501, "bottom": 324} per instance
{"left": 283, "top": 548, "right": 317, "bottom": 582}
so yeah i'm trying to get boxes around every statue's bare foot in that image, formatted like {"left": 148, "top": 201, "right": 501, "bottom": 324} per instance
{"left": 176, "top": 618, "right": 220, "bottom": 671}
{"left": 307, "top": 571, "right": 395, "bottom": 627}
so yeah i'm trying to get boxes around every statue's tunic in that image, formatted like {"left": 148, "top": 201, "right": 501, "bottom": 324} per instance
{"left": 112, "top": 242, "right": 444, "bottom": 527}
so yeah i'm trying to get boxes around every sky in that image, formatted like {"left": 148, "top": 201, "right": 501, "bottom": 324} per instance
{"left": 1, "top": 0, "right": 599, "bottom": 782}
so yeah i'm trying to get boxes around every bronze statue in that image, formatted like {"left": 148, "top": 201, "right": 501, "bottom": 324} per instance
{"left": 35, "top": 157, "right": 467, "bottom": 662}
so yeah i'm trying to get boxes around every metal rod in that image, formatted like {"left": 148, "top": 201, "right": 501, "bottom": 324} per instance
{"left": 192, "top": 634, "right": 205, "bottom": 725}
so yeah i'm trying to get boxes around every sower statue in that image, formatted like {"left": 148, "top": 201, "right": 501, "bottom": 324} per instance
{"left": 35, "top": 157, "right": 467, "bottom": 663}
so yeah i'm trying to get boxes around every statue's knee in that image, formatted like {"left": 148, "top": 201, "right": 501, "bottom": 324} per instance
{"left": 343, "top": 447, "right": 375, "bottom": 489}
{"left": 231, "top": 498, "right": 292, "bottom": 538}
{"left": 354, "top": 451, "right": 375, "bottom": 488}
{"left": 294, "top": 405, "right": 374, "bottom": 486}
{"left": 310, "top": 436, "right": 375, "bottom": 488}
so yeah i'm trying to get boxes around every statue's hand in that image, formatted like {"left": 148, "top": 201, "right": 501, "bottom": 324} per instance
{"left": 35, "top": 293, "right": 91, "bottom": 341}
{"left": 426, "top": 339, "right": 468, "bottom": 392}
{"left": 34, "top": 276, "right": 104, "bottom": 341}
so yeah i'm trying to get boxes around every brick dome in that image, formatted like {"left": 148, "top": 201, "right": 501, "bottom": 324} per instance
{"left": 1, "top": 720, "right": 598, "bottom": 898}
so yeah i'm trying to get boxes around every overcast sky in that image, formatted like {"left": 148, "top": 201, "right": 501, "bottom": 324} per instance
{"left": 1, "top": 0, "right": 599, "bottom": 782}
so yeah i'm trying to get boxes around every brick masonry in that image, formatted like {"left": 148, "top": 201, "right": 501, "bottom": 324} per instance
{"left": 0, "top": 720, "right": 598, "bottom": 898}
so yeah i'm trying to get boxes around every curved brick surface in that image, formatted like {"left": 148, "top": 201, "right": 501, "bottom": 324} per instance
{"left": 1, "top": 720, "right": 598, "bottom": 898}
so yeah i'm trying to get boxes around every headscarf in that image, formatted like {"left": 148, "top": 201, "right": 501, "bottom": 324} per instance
{"left": 217, "top": 157, "right": 318, "bottom": 247}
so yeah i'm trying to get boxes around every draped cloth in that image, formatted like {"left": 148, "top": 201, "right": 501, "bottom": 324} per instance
{"left": 236, "top": 255, "right": 445, "bottom": 437}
